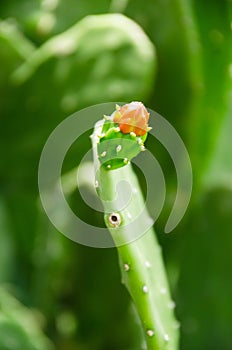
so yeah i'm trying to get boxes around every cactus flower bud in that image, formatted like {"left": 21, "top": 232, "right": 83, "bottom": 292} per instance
{"left": 113, "top": 101, "right": 150, "bottom": 136}
{"left": 97, "top": 102, "right": 150, "bottom": 170}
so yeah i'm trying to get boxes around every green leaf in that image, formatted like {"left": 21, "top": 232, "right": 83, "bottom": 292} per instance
{"left": 12, "top": 14, "right": 156, "bottom": 110}
{"left": 203, "top": 90, "right": 232, "bottom": 189}
{"left": 0, "top": 287, "right": 54, "bottom": 350}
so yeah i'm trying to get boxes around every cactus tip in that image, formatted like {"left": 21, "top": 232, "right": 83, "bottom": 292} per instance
{"left": 97, "top": 102, "right": 150, "bottom": 169}
{"left": 113, "top": 101, "right": 150, "bottom": 136}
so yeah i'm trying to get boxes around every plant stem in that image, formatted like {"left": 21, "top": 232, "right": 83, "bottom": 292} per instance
{"left": 92, "top": 119, "right": 179, "bottom": 350}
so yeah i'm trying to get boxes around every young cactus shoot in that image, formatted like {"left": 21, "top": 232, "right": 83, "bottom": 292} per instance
{"left": 97, "top": 102, "right": 150, "bottom": 170}
{"left": 92, "top": 102, "right": 179, "bottom": 350}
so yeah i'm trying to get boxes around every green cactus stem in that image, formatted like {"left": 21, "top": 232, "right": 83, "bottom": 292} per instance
{"left": 92, "top": 102, "right": 179, "bottom": 350}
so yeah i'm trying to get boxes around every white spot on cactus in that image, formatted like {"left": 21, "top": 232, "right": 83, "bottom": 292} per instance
{"left": 100, "top": 151, "right": 107, "bottom": 157}
{"left": 130, "top": 131, "right": 136, "bottom": 137}
{"left": 114, "top": 127, "right": 120, "bottom": 132}
{"left": 145, "top": 260, "right": 151, "bottom": 268}
{"left": 108, "top": 212, "right": 121, "bottom": 227}
{"left": 132, "top": 188, "right": 138, "bottom": 194}
{"left": 95, "top": 180, "right": 99, "bottom": 188}
{"left": 141, "top": 145, "right": 146, "bottom": 151}
{"left": 146, "top": 330, "right": 154, "bottom": 337}
{"left": 123, "top": 158, "right": 129, "bottom": 164}
{"left": 142, "top": 285, "right": 149, "bottom": 293}
{"left": 164, "top": 334, "right": 170, "bottom": 342}
{"left": 116, "top": 145, "right": 122, "bottom": 153}
{"left": 137, "top": 138, "right": 143, "bottom": 145}
{"left": 168, "top": 300, "right": 176, "bottom": 309}
{"left": 160, "top": 287, "right": 167, "bottom": 295}
{"left": 124, "top": 263, "right": 130, "bottom": 271}
{"left": 127, "top": 212, "right": 132, "bottom": 219}
{"left": 107, "top": 164, "right": 111, "bottom": 169}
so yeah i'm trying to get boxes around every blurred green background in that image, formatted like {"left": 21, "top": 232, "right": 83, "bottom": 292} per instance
{"left": 0, "top": 1, "right": 232, "bottom": 349}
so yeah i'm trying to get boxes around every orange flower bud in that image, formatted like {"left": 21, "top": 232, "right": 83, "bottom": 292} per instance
{"left": 113, "top": 102, "right": 150, "bottom": 136}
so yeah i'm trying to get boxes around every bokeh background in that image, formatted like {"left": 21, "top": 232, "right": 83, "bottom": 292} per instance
{"left": 0, "top": 1, "right": 232, "bottom": 349}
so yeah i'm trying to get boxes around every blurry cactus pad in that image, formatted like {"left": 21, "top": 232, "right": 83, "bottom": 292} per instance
{"left": 97, "top": 102, "right": 150, "bottom": 170}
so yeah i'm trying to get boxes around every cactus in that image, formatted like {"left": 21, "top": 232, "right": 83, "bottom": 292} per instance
{"left": 97, "top": 102, "right": 149, "bottom": 170}
{"left": 92, "top": 102, "right": 179, "bottom": 350}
